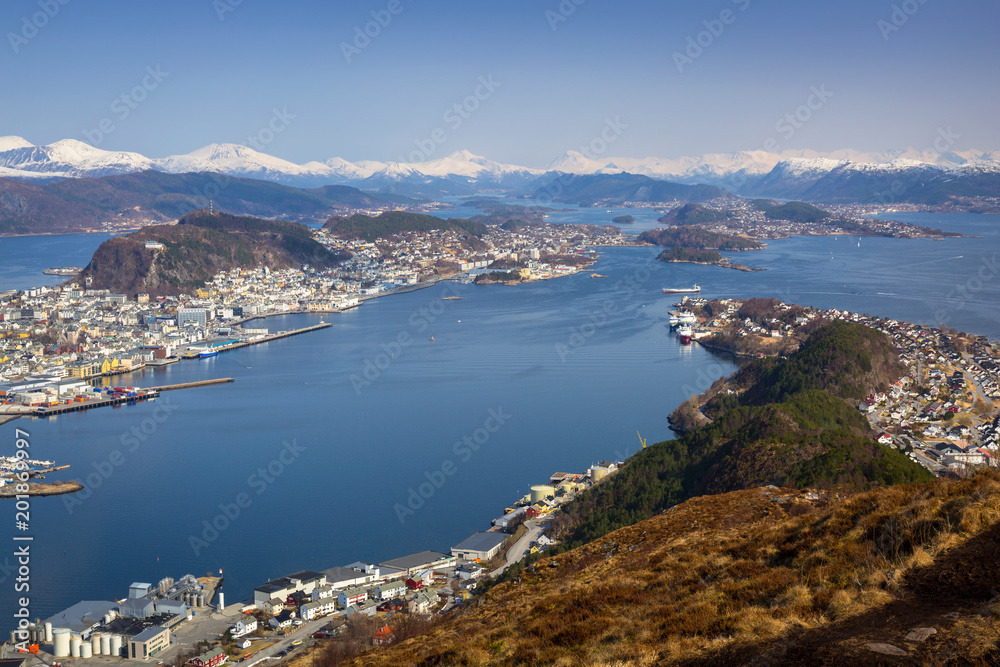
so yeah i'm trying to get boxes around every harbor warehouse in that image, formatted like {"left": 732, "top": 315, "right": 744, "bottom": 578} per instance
{"left": 452, "top": 532, "right": 508, "bottom": 562}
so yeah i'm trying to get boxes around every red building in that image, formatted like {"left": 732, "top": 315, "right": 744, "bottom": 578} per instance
{"left": 373, "top": 625, "right": 395, "bottom": 646}
{"left": 405, "top": 578, "right": 424, "bottom": 590}
{"left": 188, "top": 647, "right": 227, "bottom": 667}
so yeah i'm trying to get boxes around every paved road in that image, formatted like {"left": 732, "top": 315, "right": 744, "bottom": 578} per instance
{"left": 246, "top": 615, "right": 343, "bottom": 665}
{"left": 490, "top": 519, "right": 547, "bottom": 578}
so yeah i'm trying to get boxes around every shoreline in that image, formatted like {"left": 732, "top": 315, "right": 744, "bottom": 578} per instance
{"left": 659, "top": 258, "right": 764, "bottom": 272}
{"left": 0, "top": 481, "right": 83, "bottom": 497}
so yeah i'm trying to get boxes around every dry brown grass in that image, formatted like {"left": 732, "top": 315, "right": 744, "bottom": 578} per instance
{"left": 321, "top": 470, "right": 1000, "bottom": 666}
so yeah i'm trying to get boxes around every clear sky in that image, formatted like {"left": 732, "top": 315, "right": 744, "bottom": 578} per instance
{"left": 1, "top": 0, "right": 997, "bottom": 167}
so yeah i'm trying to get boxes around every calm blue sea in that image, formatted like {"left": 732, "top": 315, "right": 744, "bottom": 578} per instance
{"left": 0, "top": 209, "right": 997, "bottom": 624}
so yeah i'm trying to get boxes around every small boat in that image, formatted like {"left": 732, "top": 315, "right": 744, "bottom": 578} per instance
{"left": 663, "top": 285, "right": 700, "bottom": 294}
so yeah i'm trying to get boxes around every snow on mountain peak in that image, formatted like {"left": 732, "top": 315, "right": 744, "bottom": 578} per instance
{"left": 1, "top": 135, "right": 998, "bottom": 190}
{"left": 0, "top": 136, "right": 34, "bottom": 152}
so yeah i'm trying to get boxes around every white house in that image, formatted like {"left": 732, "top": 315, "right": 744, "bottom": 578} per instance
{"left": 373, "top": 581, "right": 406, "bottom": 601}
{"left": 299, "top": 598, "right": 337, "bottom": 621}
{"left": 231, "top": 617, "right": 257, "bottom": 638}
{"left": 311, "top": 585, "right": 335, "bottom": 601}
{"left": 337, "top": 587, "right": 367, "bottom": 609}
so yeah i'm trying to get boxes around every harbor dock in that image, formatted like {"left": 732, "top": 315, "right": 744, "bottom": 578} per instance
{"left": 149, "top": 378, "right": 235, "bottom": 392}
{"left": 32, "top": 388, "right": 161, "bottom": 416}
{"left": 180, "top": 323, "right": 332, "bottom": 358}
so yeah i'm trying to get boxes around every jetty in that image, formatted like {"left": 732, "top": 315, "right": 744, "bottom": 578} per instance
{"left": 180, "top": 323, "right": 332, "bottom": 358}
{"left": 149, "top": 378, "right": 235, "bottom": 392}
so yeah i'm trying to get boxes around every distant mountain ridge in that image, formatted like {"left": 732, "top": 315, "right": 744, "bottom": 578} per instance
{"left": 2, "top": 136, "right": 998, "bottom": 203}
{"left": 0, "top": 170, "right": 410, "bottom": 235}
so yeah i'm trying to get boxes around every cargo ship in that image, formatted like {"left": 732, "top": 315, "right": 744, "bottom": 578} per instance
{"left": 677, "top": 325, "right": 694, "bottom": 344}
{"left": 663, "top": 285, "right": 700, "bottom": 294}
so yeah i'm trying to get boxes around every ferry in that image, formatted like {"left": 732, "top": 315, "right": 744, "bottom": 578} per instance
{"left": 198, "top": 349, "right": 219, "bottom": 358}
{"left": 663, "top": 285, "right": 700, "bottom": 294}
{"left": 669, "top": 311, "right": 697, "bottom": 328}
{"left": 677, "top": 325, "right": 694, "bottom": 344}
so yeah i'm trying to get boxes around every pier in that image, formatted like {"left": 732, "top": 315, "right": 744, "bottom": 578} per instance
{"left": 149, "top": 378, "right": 235, "bottom": 392}
{"left": 32, "top": 390, "right": 160, "bottom": 416}
{"left": 180, "top": 323, "right": 332, "bottom": 358}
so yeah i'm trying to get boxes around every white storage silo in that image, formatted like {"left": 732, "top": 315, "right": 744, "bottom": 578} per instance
{"left": 70, "top": 634, "right": 82, "bottom": 657}
{"left": 91, "top": 633, "right": 101, "bottom": 654}
{"left": 100, "top": 633, "right": 111, "bottom": 655}
{"left": 81, "top": 642, "right": 93, "bottom": 659}
{"left": 53, "top": 628, "right": 71, "bottom": 657}
{"left": 591, "top": 465, "right": 608, "bottom": 481}
{"left": 110, "top": 634, "right": 123, "bottom": 656}
{"left": 44, "top": 621, "right": 53, "bottom": 643}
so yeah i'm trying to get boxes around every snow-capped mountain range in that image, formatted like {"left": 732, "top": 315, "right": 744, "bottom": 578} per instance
{"left": 1, "top": 136, "right": 998, "bottom": 197}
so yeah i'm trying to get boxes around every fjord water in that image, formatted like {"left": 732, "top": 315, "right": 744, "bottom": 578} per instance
{"left": 1, "top": 210, "right": 998, "bottom": 622}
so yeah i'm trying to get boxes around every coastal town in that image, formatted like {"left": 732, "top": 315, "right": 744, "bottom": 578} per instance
{"left": 667, "top": 295, "right": 1000, "bottom": 477}
{"left": 3, "top": 462, "right": 620, "bottom": 666}
{"left": 0, "top": 219, "right": 628, "bottom": 402}
{"left": 1, "top": 206, "right": 998, "bottom": 663}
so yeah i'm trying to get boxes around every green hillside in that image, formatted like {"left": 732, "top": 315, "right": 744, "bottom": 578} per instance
{"left": 550, "top": 321, "right": 932, "bottom": 550}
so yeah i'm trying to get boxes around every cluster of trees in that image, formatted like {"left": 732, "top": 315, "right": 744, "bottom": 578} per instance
{"left": 316, "top": 614, "right": 437, "bottom": 666}
{"left": 82, "top": 210, "right": 349, "bottom": 297}
{"left": 656, "top": 246, "right": 723, "bottom": 263}
{"left": 324, "top": 211, "right": 487, "bottom": 244}
{"left": 639, "top": 226, "right": 763, "bottom": 251}
{"left": 473, "top": 270, "right": 520, "bottom": 285}
{"left": 751, "top": 199, "right": 831, "bottom": 223}
{"left": 657, "top": 202, "right": 730, "bottom": 226}
{"left": 549, "top": 321, "right": 931, "bottom": 551}
{"left": 736, "top": 298, "right": 808, "bottom": 325}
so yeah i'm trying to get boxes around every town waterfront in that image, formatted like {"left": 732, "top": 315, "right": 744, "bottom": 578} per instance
{"left": 1, "top": 210, "right": 998, "bottom": 622}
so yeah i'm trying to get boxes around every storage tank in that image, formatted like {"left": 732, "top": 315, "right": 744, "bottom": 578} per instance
{"left": 70, "top": 634, "right": 82, "bottom": 657}
{"left": 53, "top": 628, "right": 71, "bottom": 657}
{"left": 44, "top": 621, "right": 53, "bottom": 643}
{"left": 591, "top": 466, "right": 608, "bottom": 481}
{"left": 81, "top": 641, "right": 93, "bottom": 659}
{"left": 91, "top": 633, "right": 101, "bottom": 655}
{"left": 110, "top": 634, "right": 123, "bottom": 656}
{"left": 530, "top": 485, "right": 555, "bottom": 503}
{"left": 197, "top": 594, "right": 205, "bottom": 607}
{"left": 101, "top": 633, "right": 111, "bottom": 655}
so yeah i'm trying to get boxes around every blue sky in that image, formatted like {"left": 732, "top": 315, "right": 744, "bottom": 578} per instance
{"left": 1, "top": 0, "right": 997, "bottom": 166}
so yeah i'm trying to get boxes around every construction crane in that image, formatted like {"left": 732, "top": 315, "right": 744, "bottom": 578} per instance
{"left": 637, "top": 431, "right": 647, "bottom": 449}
